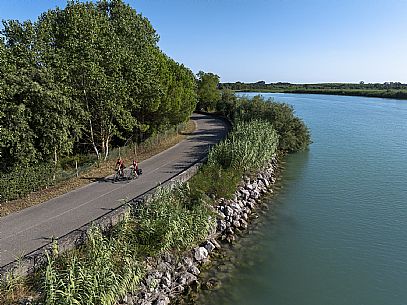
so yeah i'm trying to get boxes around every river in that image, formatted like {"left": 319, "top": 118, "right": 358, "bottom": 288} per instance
{"left": 196, "top": 93, "right": 407, "bottom": 305}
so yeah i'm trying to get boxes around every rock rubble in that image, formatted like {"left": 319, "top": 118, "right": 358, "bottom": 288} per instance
{"left": 120, "top": 156, "right": 278, "bottom": 305}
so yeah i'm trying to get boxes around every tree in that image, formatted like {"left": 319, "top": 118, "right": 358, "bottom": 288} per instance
{"left": 0, "top": 34, "right": 38, "bottom": 170}
{"left": 2, "top": 16, "right": 83, "bottom": 166}
{"left": 0, "top": 0, "right": 199, "bottom": 170}
{"left": 196, "top": 71, "right": 221, "bottom": 111}
{"left": 154, "top": 53, "right": 197, "bottom": 129}
{"left": 35, "top": 1, "right": 139, "bottom": 159}
{"left": 216, "top": 89, "right": 237, "bottom": 118}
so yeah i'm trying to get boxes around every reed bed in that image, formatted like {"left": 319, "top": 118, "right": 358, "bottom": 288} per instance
{"left": 43, "top": 217, "right": 143, "bottom": 305}
{"left": 189, "top": 119, "right": 278, "bottom": 200}
{"left": 208, "top": 120, "right": 278, "bottom": 171}
{"left": 135, "top": 183, "right": 216, "bottom": 255}
{"left": 0, "top": 119, "right": 280, "bottom": 305}
{"left": 31, "top": 182, "right": 214, "bottom": 305}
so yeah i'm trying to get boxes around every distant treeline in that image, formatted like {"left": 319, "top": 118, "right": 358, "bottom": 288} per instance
{"left": 0, "top": 0, "right": 197, "bottom": 172}
{"left": 220, "top": 81, "right": 407, "bottom": 99}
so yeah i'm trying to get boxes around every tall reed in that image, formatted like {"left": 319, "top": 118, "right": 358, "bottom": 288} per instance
{"left": 40, "top": 183, "right": 215, "bottom": 304}
{"left": 135, "top": 183, "right": 216, "bottom": 255}
{"left": 207, "top": 120, "right": 278, "bottom": 171}
{"left": 43, "top": 217, "right": 142, "bottom": 305}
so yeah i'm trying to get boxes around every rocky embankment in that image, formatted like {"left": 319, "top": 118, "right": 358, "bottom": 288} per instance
{"left": 119, "top": 156, "right": 278, "bottom": 305}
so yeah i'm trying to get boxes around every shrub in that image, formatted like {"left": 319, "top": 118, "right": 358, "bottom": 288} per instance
{"left": 218, "top": 94, "right": 311, "bottom": 152}
{"left": 134, "top": 184, "right": 216, "bottom": 255}
{"left": 188, "top": 163, "right": 242, "bottom": 200}
{"left": 208, "top": 120, "right": 278, "bottom": 171}
{"left": 0, "top": 163, "right": 56, "bottom": 203}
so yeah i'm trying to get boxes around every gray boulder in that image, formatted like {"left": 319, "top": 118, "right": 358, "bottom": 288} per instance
{"left": 160, "top": 276, "right": 171, "bottom": 288}
{"left": 233, "top": 220, "right": 241, "bottom": 228}
{"left": 240, "top": 189, "right": 250, "bottom": 200}
{"left": 230, "top": 202, "right": 242, "bottom": 212}
{"left": 246, "top": 183, "right": 254, "bottom": 190}
{"left": 188, "top": 265, "right": 201, "bottom": 276}
{"left": 194, "top": 247, "right": 208, "bottom": 262}
{"left": 177, "top": 272, "right": 197, "bottom": 285}
{"left": 183, "top": 256, "right": 193, "bottom": 268}
{"left": 217, "top": 219, "right": 227, "bottom": 231}
{"left": 224, "top": 206, "right": 234, "bottom": 216}
{"left": 240, "top": 219, "right": 248, "bottom": 229}
{"left": 153, "top": 296, "right": 170, "bottom": 305}
{"left": 204, "top": 241, "right": 216, "bottom": 253}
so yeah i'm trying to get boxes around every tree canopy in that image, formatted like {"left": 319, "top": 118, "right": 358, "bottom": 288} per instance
{"left": 0, "top": 0, "right": 197, "bottom": 171}
{"left": 196, "top": 71, "right": 221, "bottom": 111}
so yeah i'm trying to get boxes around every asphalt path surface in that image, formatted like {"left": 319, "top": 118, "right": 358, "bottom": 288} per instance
{"left": 0, "top": 113, "right": 228, "bottom": 268}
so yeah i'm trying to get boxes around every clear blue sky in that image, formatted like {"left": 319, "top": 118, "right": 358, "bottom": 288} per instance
{"left": 1, "top": 0, "right": 406, "bottom": 83}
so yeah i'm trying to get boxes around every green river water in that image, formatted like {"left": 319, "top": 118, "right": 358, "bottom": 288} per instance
{"left": 196, "top": 93, "right": 407, "bottom": 305}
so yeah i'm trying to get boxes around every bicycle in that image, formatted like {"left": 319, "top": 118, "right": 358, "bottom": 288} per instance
{"left": 113, "top": 167, "right": 125, "bottom": 182}
{"left": 128, "top": 166, "right": 138, "bottom": 180}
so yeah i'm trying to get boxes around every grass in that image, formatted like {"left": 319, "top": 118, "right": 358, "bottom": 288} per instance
{"left": 188, "top": 163, "right": 242, "bottom": 200}
{"left": 43, "top": 223, "right": 143, "bottom": 305}
{"left": 134, "top": 184, "right": 216, "bottom": 255}
{"left": 0, "top": 267, "right": 39, "bottom": 305}
{"left": 0, "top": 118, "right": 280, "bottom": 305}
{"left": 208, "top": 120, "right": 278, "bottom": 171}
{"left": 0, "top": 120, "right": 196, "bottom": 217}
{"left": 0, "top": 182, "right": 215, "bottom": 305}
{"left": 189, "top": 120, "right": 278, "bottom": 200}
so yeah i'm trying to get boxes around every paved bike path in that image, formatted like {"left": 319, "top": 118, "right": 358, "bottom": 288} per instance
{"left": 0, "top": 114, "right": 228, "bottom": 268}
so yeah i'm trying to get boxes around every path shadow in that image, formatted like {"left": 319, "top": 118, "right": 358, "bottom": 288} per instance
{"left": 81, "top": 176, "right": 110, "bottom": 183}
{"left": 34, "top": 236, "right": 54, "bottom": 242}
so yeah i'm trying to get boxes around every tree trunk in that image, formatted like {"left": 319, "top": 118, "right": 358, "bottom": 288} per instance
{"left": 101, "top": 138, "right": 106, "bottom": 159}
{"left": 103, "top": 122, "right": 113, "bottom": 161}
{"left": 84, "top": 87, "right": 100, "bottom": 160}
{"left": 53, "top": 147, "right": 57, "bottom": 181}
{"left": 89, "top": 117, "right": 100, "bottom": 159}
{"left": 54, "top": 147, "right": 58, "bottom": 166}
{"left": 104, "top": 136, "right": 110, "bottom": 161}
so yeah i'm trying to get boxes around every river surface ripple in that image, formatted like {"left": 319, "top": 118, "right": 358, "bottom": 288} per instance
{"left": 197, "top": 93, "right": 407, "bottom": 305}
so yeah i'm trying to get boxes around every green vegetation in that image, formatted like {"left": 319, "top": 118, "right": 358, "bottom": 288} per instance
{"left": 0, "top": 94, "right": 311, "bottom": 304}
{"left": 0, "top": 163, "right": 56, "bottom": 203}
{"left": 0, "top": 185, "right": 216, "bottom": 305}
{"left": 0, "top": 0, "right": 196, "bottom": 172}
{"left": 189, "top": 120, "right": 279, "bottom": 200}
{"left": 216, "top": 93, "right": 311, "bottom": 152}
{"left": 0, "top": 2, "right": 313, "bottom": 302}
{"left": 44, "top": 224, "right": 142, "bottom": 305}
{"left": 40, "top": 184, "right": 214, "bottom": 305}
{"left": 0, "top": 122, "right": 187, "bottom": 204}
{"left": 196, "top": 71, "right": 221, "bottom": 111}
{"left": 208, "top": 120, "right": 278, "bottom": 171}
{"left": 189, "top": 164, "right": 242, "bottom": 200}
{"left": 135, "top": 184, "right": 216, "bottom": 255}
{"left": 220, "top": 81, "right": 407, "bottom": 99}
{"left": 0, "top": 0, "right": 198, "bottom": 203}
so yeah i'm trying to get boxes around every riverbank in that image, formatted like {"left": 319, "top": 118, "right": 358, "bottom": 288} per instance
{"left": 119, "top": 156, "right": 280, "bottom": 305}
{"left": 236, "top": 88, "right": 407, "bottom": 100}
{"left": 0, "top": 96, "right": 311, "bottom": 305}
{"left": 200, "top": 93, "right": 407, "bottom": 305}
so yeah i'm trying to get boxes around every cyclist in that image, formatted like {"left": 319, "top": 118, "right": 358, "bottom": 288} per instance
{"left": 132, "top": 159, "right": 139, "bottom": 179}
{"left": 115, "top": 158, "right": 125, "bottom": 178}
